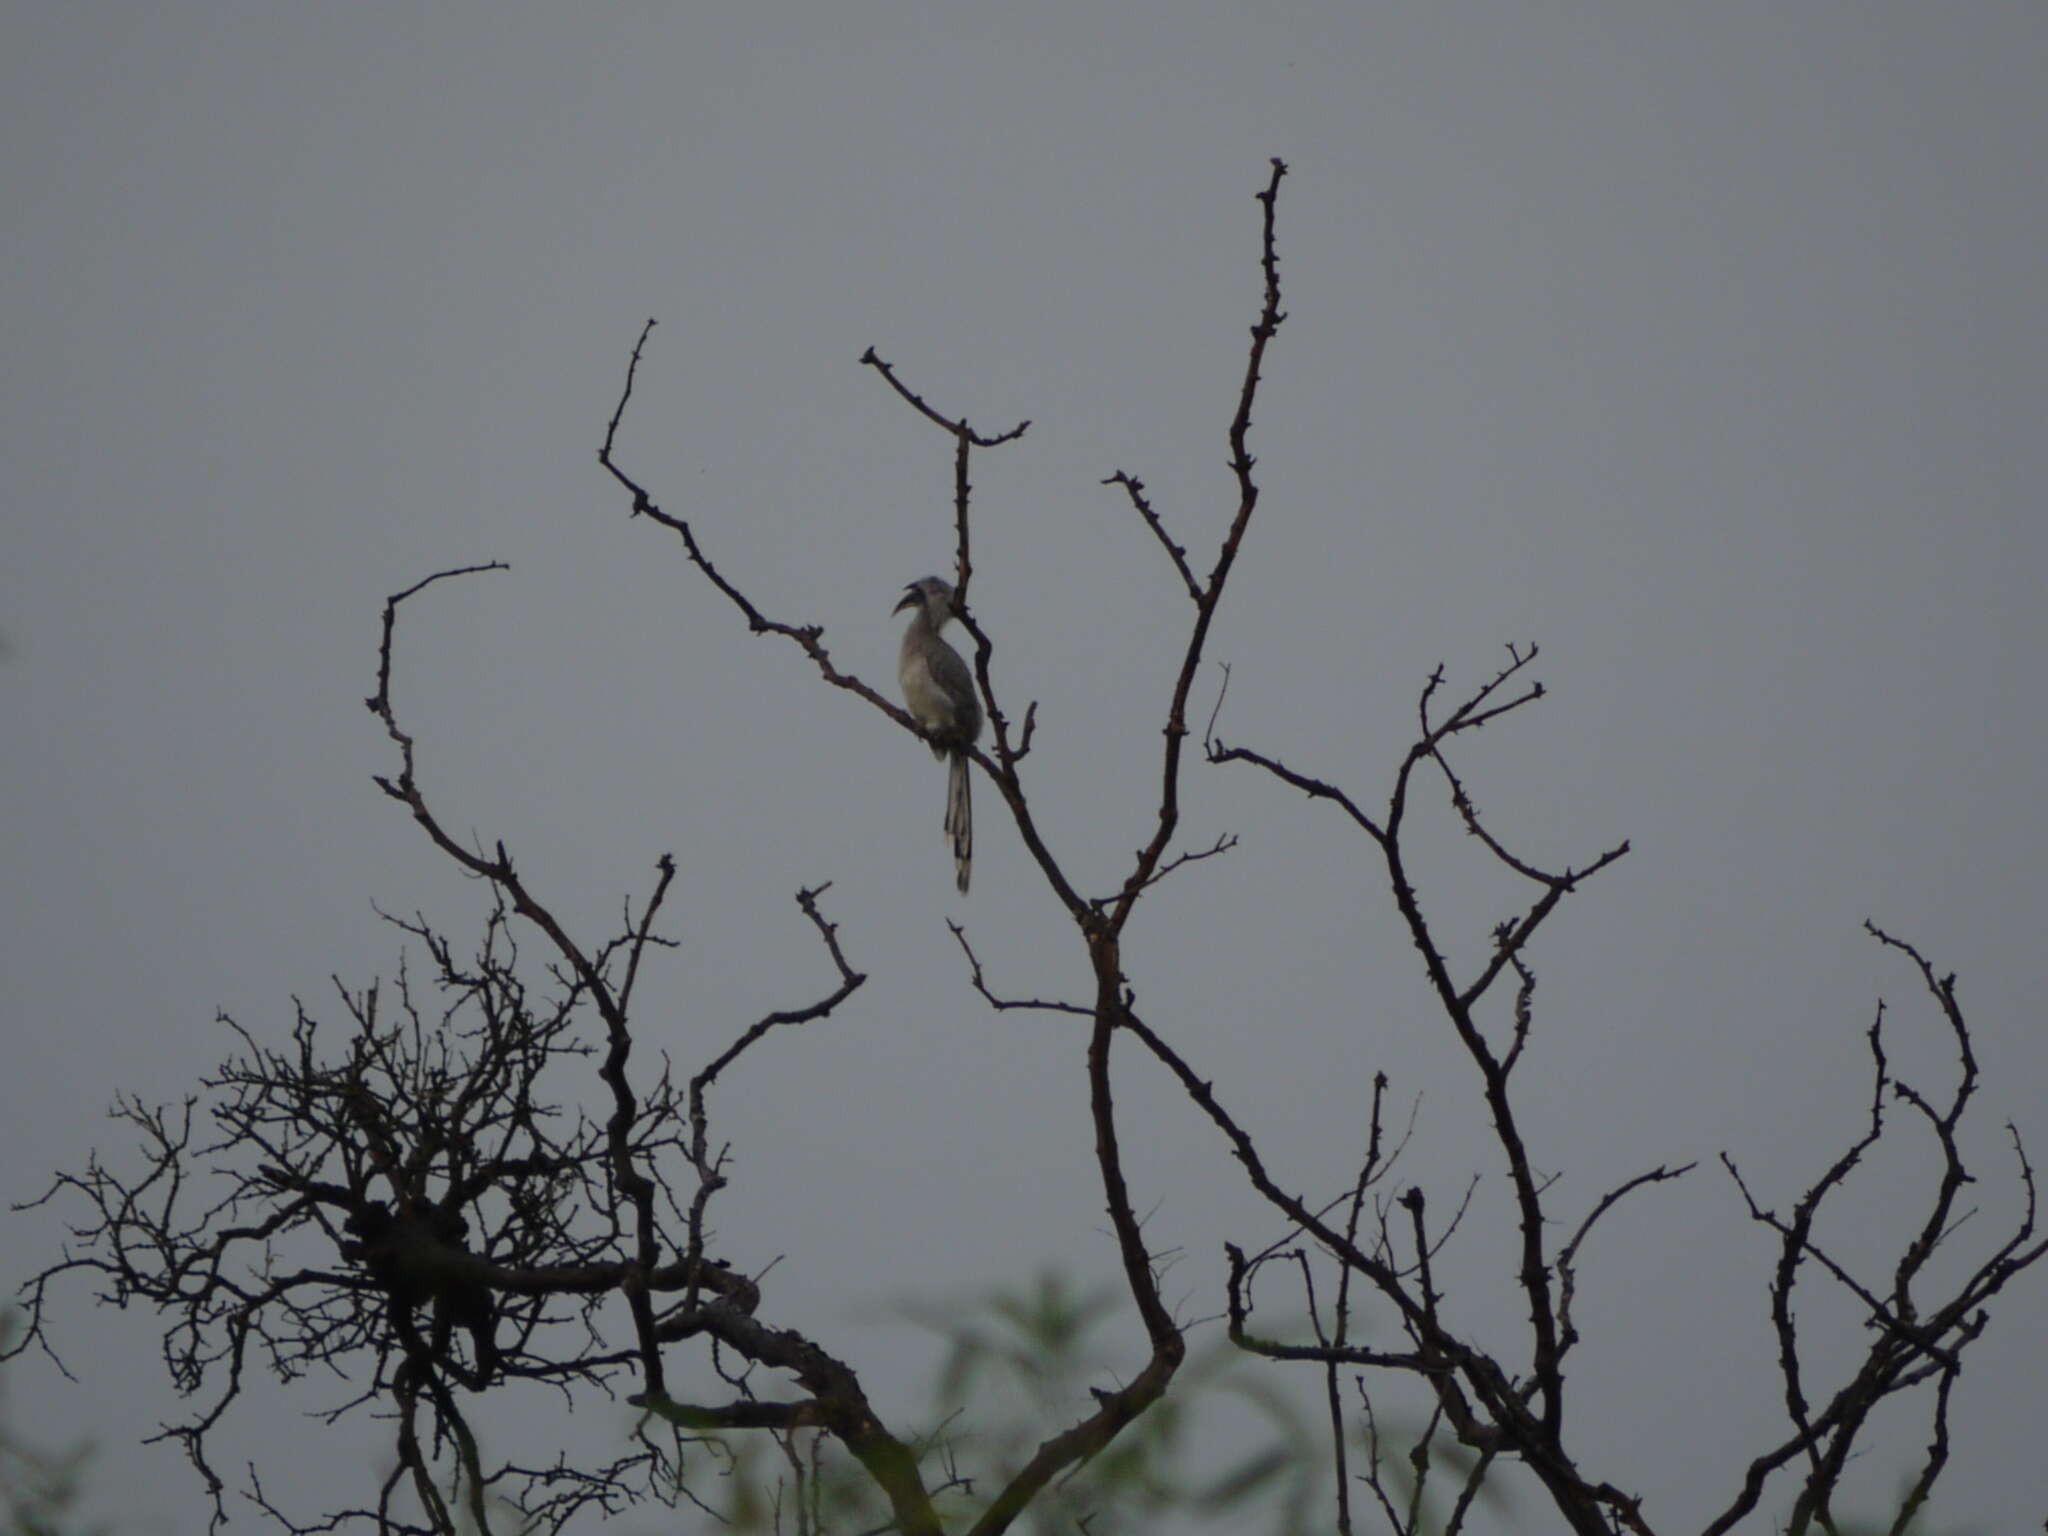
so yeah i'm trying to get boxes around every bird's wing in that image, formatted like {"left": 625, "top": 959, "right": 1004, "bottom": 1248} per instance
{"left": 928, "top": 640, "right": 981, "bottom": 741}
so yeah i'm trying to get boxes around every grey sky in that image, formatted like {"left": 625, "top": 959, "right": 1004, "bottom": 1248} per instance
{"left": 5, "top": 4, "right": 2045, "bottom": 1532}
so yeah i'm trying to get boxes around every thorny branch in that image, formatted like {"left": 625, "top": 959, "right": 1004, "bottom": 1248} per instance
{"left": 1703, "top": 925, "right": 2048, "bottom": 1536}
{"left": 1197, "top": 525, "right": 2039, "bottom": 1532}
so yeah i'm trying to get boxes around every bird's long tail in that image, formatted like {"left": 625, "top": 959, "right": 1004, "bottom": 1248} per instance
{"left": 945, "top": 749, "right": 973, "bottom": 894}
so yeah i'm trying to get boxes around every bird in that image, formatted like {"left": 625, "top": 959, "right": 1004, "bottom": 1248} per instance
{"left": 895, "top": 576, "right": 982, "bottom": 892}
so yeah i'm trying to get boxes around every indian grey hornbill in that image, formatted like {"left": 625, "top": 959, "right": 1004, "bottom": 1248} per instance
{"left": 894, "top": 576, "right": 982, "bottom": 893}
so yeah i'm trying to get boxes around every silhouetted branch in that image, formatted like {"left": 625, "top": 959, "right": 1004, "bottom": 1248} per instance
{"left": 1104, "top": 157, "right": 1289, "bottom": 940}
{"left": 947, "top": 924, "right": 1092, "bottom": 1017}
{"left": 1703, "top": 927, "right": 2048, "bottom": 1536}
{"left": 1103, "top": 470, "right": 1201, "bottom": 602}
{"left": 1556, "top": 1164, "right": 1697, "bottom": 1358}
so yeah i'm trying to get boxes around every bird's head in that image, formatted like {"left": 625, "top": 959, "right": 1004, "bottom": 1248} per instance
{"left": 894, "top": 575, "right": 954, "bottom": 616}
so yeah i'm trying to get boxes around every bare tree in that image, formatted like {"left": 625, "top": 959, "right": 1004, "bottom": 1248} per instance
{"left": 10, "top": 161, "right": 2043, "bottom": 1536}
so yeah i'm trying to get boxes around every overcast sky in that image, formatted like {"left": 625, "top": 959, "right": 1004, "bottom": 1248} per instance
{"left": 6, "top": 5, "right": 2046, "bottom": 1533}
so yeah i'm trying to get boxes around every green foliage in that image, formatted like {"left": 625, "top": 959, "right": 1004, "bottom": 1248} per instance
{"left": 909, "top": 1272, "right": 1324, "bottom": 1535}
{"left": 0, "top": 1318, "right": 94, "bottom": 1536}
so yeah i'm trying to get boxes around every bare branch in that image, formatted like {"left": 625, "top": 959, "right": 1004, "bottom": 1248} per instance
{"left": 947, "top": 923, "right": 1092, "bottom": 1017}
{"left": 1105, "top": 157, "right": 1290, "bottom": 938}
{"left": 1555, "top": 1164, "right": 1696, "bottom": 1358}
{"left": 858, "top": 348, "right": 1031, "bottom": 449}
{"left": 1703, "top": 929, "right": 2048, "bottom": 1535}
{"left": 1103, "top": 470, "right": 1201, "bottom": 602}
